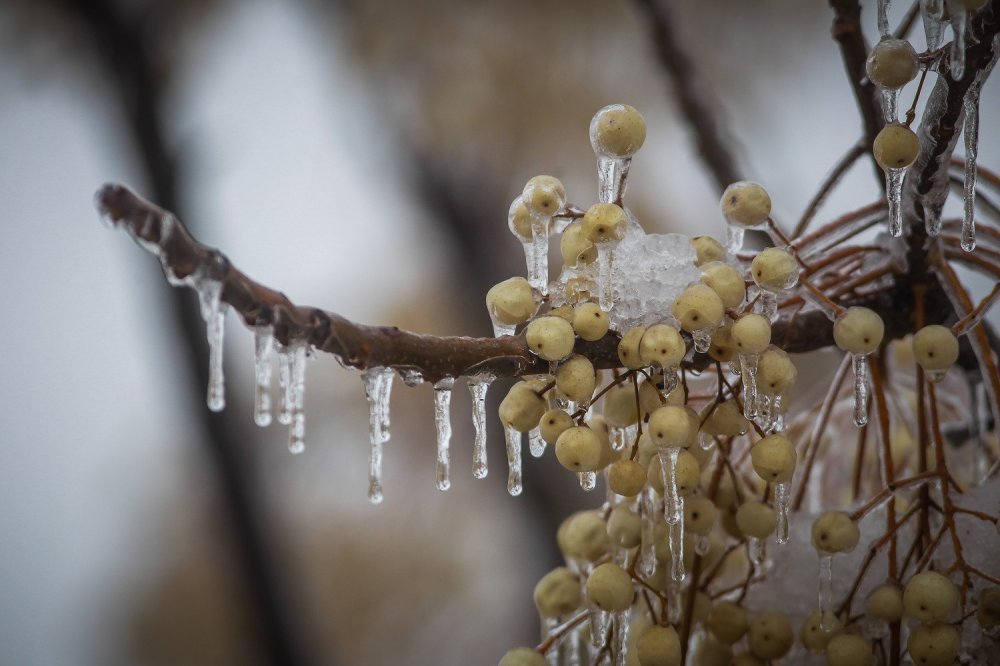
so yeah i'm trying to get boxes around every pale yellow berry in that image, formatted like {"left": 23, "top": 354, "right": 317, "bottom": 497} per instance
{"left": 586, "top": 562, "right": 634, "bottom": 612}
{"left": 799, "top": 610, "right": 842, "bottom": 651}
{"left": 811, "top": 511, "right": 861, "bottom": 554}
{"left": 636, "top": 433, "right": 658, "bottom": 468}
{"left": 638, "top": 378, "right": 664, "bottom": 418}
{"left": 640, "top": 324, "right": 687, "bottom": 367}
{"left": 866, "top": 583, "right": 904, "bottom": 621}
{"left": 672, "top": 284, "right": 725, "bottom": 332}
{"left": 751, "top": 248, "right": 798, "bottom": 291}
{"left": 701, "top": 261, "right": 746, "bottom": 309}
{"left": 590, "top": 104, "right": 646, "bottom": 158}
{"left": 604, "top": 385, "right": 640, "bottom": 428}
{"left": 539, "top": 408, "right": 574, "bottom": 445}
{"left": 499, "top": 647, "right": 547, "bottom": 666}
{"left": 874, "top": 124, "right": 919, "bottom": 170}
{"left": 583, "top": 203, "right": 628, "bottom": 244}
{"left": 648, "top": 405, "right": 694, "bottom": 448}
{"left": 636, "top": 625, "right": 681, "bottom": 666}
{"left": 731, "top": 314, "right": 772, "bottom": 354}
{"left": 748, "top": 611, "right": 793, "bottom": 660}
{"left": 826, "top": 633, "right": 872, "bottom": 666}
{"left": 750, "top": 434, "right": 797, "bottom": 483}
{"left": 647, "top": 450, "right": 700, "bottom": 496}
{"left": 486, "top": 277, "right": 537, "bottom": 326}
{"left": 977, "top": 588, "right": 1000, "bottom": 629}
{"left": 735, "top": 501, "right": 777, "bottom": 539}
{"left": 903, "top": 571, "right": 958, "bottom": 621}
{"left": 907, "top": 622, "right": 960, "bottom": 666}
{"left": 692, "top": 235, "right": 726, "bottom": 266}
{"left": 721, "top": 181, "right": 771, "bottom": 228}
{"left": 556, "top": 426, "right": 603, "bottom": 472}
{"left": 607, "top": 504, "right": 642, "bottom": 548}
{"left": 708, "top": 324, "right": 735, "bottom": 362}
{"left": 685, "top": 497, "right": 718, "bottom": 535}
{"left": 757, "top": 348, "right": 797, "bottom": 394}
{"left": 499, "top": 383, "right": 547, "bottom": 432}
{"left": 912, "top": 324, "right": 960, "bottom": 373}
{"left": 833, "top": 307, "right": 884, "bottom": 355}
{"left": 508, "top": 197, "right": 532, "bottom": 240}
{"left": 560, "top": 511, "right": 609, "bottom": 561}
{"left": 707, "top": 601, "right": 748, "bottom": 644}
{"left": 866, "top": 37, "right": 919, "bottom": 89}
{"left": 526, "top": 315, "right": 577, "bottom": 361}
{"left": 521, "top": 175, "right": 566, "bottom": 219}
{"left": 619, "top": 326, "right": 647, "bottom": 369}
{"left": 561, "top": 221, "right": 598, "bottom": 266}
{"left": 703, "top": 400, "right": 750, "bottom": 437}
{"left": 589, "top": 415, "right": 619, "bottom": 470}
{"left": 730, "top": 654, "right": 763, "bottom": 666}
{"left": 555, "top": 355, "right": 596, "bottom": 404}
{"left": 572, "top": 302, "right": 610, "bottom": 341}
{"left": 534, "top": 567, "right": 581, "bottom": 618}
{"left": 692, "top": 637, "right": 733, "bottom": 666}
{"left": 608, "top": 459, "right": 646, "bottom": 497}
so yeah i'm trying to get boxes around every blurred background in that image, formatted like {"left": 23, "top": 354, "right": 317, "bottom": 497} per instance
{"left": 1, "top": 0, "right": 998, "bottom": 664}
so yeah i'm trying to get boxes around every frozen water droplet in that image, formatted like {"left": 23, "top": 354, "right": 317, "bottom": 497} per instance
{"left": 694, "top": 533, "right": 710, "bottom": 556}
{"left": 529, "top": 426, "right": 546, "bottom": 457}
{"left": 610, "top": 610, "right": 630, "bottom": 666}
{"left": 468, "top": 373, "right": 494, "bottom": 479}
{"left": 819, "top": 555, "right": 835, "bottom": 629}
{"left": 434, "top": 378, "right": 455, "bottom": 491}
{"left": 740, "top": 353, "right": 759, "bottom": 419}
{"left": 596, "top": 244, "right": 617, "bottom": 311}
{"left": 659, "top": 448, "right": 683, "bottom": 526}
{"left": 198, "top": 280, "right": 227, "bottom": 412}
{"left": 284, "top": 343, "right": 307, "bottom": 455}
{"left": 748, "top": 536, "right": 765, "bottom": 566}
{"left": 774, "top": 481, "right": 791, "bottom": 544}
{"left": 756, "top": 289, "right": 778, "bottom": 321}
{"left": 922, "top": 0, "right": 945, "bottom": 52}
{"left": 726, "top": 223, "right": 745, "bottom": 255}
{"left": 364, "top": 367, "right": 394, "bottom": 504}
{"left": 692, "top": 328, "right": 713, "bottom": 354}
{"left": 669, "top": 508, "right": 685, "bottom": 582}
{"left": 578, "top": 471, "right": 597, "bottom": 491}
{"left": 962, "top": 87, "right": 980, "bottom": 252}
{"left": 885, "top": 167, "right": 907, "bottom": 237}
{"left": 253, "top": 325, "right": 274, "bottom": 427}
{"left": 877, "top": 0, "right": 891, "bottom": 36}
{"left": 951, "top": 4, "right": 968, "bottom": 79}
{"left": 597, "top": 156, "right": 631, "bottom": 205}
{"left": 398, "top": 368, "right": 424, "bottom": 387}
{"left": 853, "top": 353, "right": 870, "bottom": 427}
{"left": 505, "top": 423, "right": 523, "bottom": 496}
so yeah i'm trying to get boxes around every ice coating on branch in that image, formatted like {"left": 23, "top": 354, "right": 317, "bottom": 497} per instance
{"left": 748, "top": 536, "right": 765, "bottom": 566}
{"left": 774, "top": 481, "right": 791, "bottom": 544}
{"left": 853, "top": 353, "right": 871, "bottom": 427}
{"left": 468, "top": 373, "right": 494, "bottom": 479}
{"left": 504, "top": 423, "right": 523, "bottom": 496}
{"left": 610, "top": 610, "right": 629, "bottom": 666}
{"left": 434, "top": 378, "right": 455, "bottom": 492}
{"left": 597, "top": 156, "right": 631, "bottom": 205}
{"left": 922, "top": 0, "right": 945, "bottom": 52}
{"left": 877, "top": 0, "right": 891, "bottom": 37}
{"left": 669, "top": 508, "right": 685, "bottom": 581}
{"left": 963, "top": 84, "right": 980, "bottom": 252}
{"left": 951, "top": 4, "right": 969, "bottom": 79}
{"left": 280, "top": 343, "right": 307, "bottom": 454}
{"left": 253, "top": 325, "right": 274, "bottom": 427}
{"left": 740, "top": 353, "right": 760, "bottom": 419}
{"left": 639, "top": 488, "right": 658, "bottom": 577}
{"left": 880, "top": 87, "right": 899, "bottom": 124}
{"left": 885, "top": 167, "right": 907, "bottom": 237}
{"left": 364, "top": 367, "right": 394, "bottom": 504}
{"left": 818, "top": 555, "right": 835, "bottom": 630}
{"left": 596, "top": 245, "right": 617, "bottom": 312}
{"left": 971, "top": 377, "right": 990, "bottom": 483}
{"left": 198, "top": 279, "right": 227, "bottom": 412}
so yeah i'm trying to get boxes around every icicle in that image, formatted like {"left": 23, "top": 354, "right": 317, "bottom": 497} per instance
{"left": 662, "top": 368, "right": 679, "bottom": 396}
{"left": 505, "top": 423, "right": 523, "bottom": 496}
{"left": 692, "top": 328, "right": 713, "bottom": 354}
{"left": 668, "top": 510, "right": 686, "bottom": 582}
{"left": 587, "top": 567, "right": 610, "bottom": 647}
{"left": 198, "top": 280, "right": 227, "bottom": 412}
{"left": 253, "top": 325, "right": 274, "bottom": 427}
{"left": 880, "top": 88, "right": 899, "bottom": 124}
{"left": 740, "top": 353, "right": 760, "bottom": 419}
{"left": 277, "top": 350, "right": 292, "bottom": 425}
{"left": 951, "top": 4, "right": 968, "bottom": 80}
{"left": 962, "top": 86, "right": 980, "bottom": 252}
{"left": 748, "top": 537, "right": 765, "bottom": 566}
{"left": 769, "top": 394, "right": 785, "bottom": 433}
{"left": 468, "top": 373, "right": 494, "bottom": 479}
{"left": 434, "top": 378, "right": 455, "bottom": 492}
{"left": 667, "top": 583, "right": 683, "bottom": 624}
{"left": 529, "top": 426, "right": 546, "bottom": 457}
{"left": 922, "top": 0, "right": 945, "bottom": 52}
{"left": 596, "top": 244, "right": 617, "bottom": 311}
{"left": 529, "top": 222, "right": 551, "bottom": 296}
{"left": 578, "top": 471, "right": 597, "bottom": 491}
{"left": 758, "top": 289, "right": 778, "bottom": 321}
{"left": 541, "top": 617, "right": 559, "bottom": 665}
{"left": 659, "top": 449, "right": 683, "bottom": 525}
{"left": 639, "top": 488, "right": 658, "bottom": 577}
{"left": 726, "top": 224, "right": 745, "bottom": 255}
{"left": 819, "top": 555, "right": 835, "bottom": 630}
{"left": 925, "top": 201, "right": 944, "bottom": 237}
{"left": 877, "top": 0, "right": 891, "bottom": 37}
{"left": 729, "top": 355, "right": 741, "bottom": 376}
{"left": 364, "top": 367, "right": 394, "bottom": 504}
{"left": 694, "top": 534, "right": 710, "bottom": 556}
{"left": 610, "top": 610, "right": 630, "bottom": 666}
{"left": 853, "top": 353, "right": 871, "bottom": 427}
{"left": 398, "top": 368, "right": 424, "bottom": 387}
{"left": 971, "top": 378, "right": 990, "bottom": 484}
{"left": 885, "top": 167, "right": 907, "bottom": 237}
{"left": 285, "top": 344, "right": 307, "bottom": 454}
{"left": 597, "top": 155, "right": 631, "bottom": 204}
{"left": 774, "top": 482, "right": 791, "bottom": 545}
{"left": 566, "top": 626, "right": 583, "bottom": 666}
